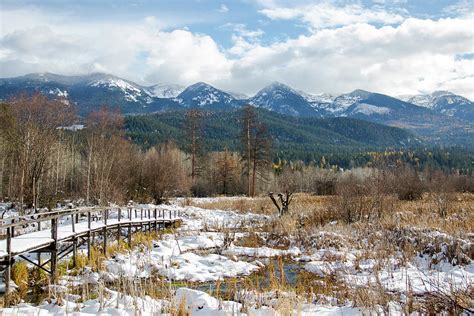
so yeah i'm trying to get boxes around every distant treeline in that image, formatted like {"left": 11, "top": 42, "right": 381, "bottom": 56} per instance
{"left": 0, "top": 94, "right": 472, "bottom": 211}
{"left": 125, "top": 109, "right": 474, "bottom": 173}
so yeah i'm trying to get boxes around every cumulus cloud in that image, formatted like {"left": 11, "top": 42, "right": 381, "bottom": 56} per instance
{"left": 0, "top": 5, "right": 473, "bottom": 99}
{"left": 259, "top": 2, "right": 405, "bottom": 29}
{"left": 222, "top": 17, "right": 474, "bottom": 98}
{"left": 0, "top": 8, "right": 232, "bottom": 86}
{"left": 218, "top": 4, "right": 229, "bottom": 13}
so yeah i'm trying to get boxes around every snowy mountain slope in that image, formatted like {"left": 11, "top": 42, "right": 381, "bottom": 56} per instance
{"left": 175, "top": 82, "right": 240, "bottom": 108}
{"left": 400, "top": 91, "right": 474, "bottom": 121}
{"left": 147, "top": 84, "right": 185, "bottom": 98}
{"left": 0, "top": 72, "right": 472, "bottom": 144}
{"left": 249, "top": 82, "right": 322, "bottom": 116}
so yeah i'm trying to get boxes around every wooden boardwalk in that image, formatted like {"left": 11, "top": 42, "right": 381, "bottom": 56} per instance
{"left": 0, "top": 206, "right": 181, "bottom": 301}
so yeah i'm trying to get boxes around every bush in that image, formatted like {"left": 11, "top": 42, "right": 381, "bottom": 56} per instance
{"left": 392, "top": 167, "right": 424, "bottom": 201}
{"left": 11, "top": 261, "right": 29, "bottom": 298}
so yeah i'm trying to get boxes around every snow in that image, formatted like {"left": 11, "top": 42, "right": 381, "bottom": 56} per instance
{"left": 104, "top": 232, "right": 260, "bottom": 282}
{"left": 59, "top": 124, "right": 85, "bottom": 131}
{"left": 176, "top": 82, "right": 235, "bottom": 107}
{"left": 225, "top": 90, "right": 248, "bottom": 100}
{"left": 89, "top": 78, "right": 145, "bottom": 103}
{"left": 48, "top": 88, "right": 68, "bottom": 98}
{"left": 344, "top": 256, "right": 474, "bottom": 295}
{"left": 148, "top": 83, "right": 185, "bottom": 98}
{"left": 300, "top": 91, "right": 335, "bottom": 104}
{"left": 0, "top": 209, "right": 180, "bottom": 258}
{"left": 402, "top": 90, "right": 472, "bottom": 112}
{"left": 352, "top": 103, "right": 391, "bottom": 115}
{"left": 302, "top": 247, "right": 474, "bottom": 296}
{"left": 1, "top": 289, "right": 166, "bottom": 315}
{"left": 329, "top": 93, "right": 363, "bottom": 113}
{"left": 223, "top": 245, "right": 301, "bottom": 258}
{"left": 3, "top": 198, "right": 473, "bottom": 315}
{"left": 0, "top": 287, "right": 365, "bottom": 315}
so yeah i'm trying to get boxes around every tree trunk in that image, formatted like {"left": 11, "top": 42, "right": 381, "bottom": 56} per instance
{"left": 247, "top": 119, "right": 251, "bottom": 197}
{"left": 86, "top": 145, "right": 92, "bottom": 204}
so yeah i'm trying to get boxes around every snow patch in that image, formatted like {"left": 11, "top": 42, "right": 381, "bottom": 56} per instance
{"left": 353, "top": 103, "right": 391, "bottom": 115}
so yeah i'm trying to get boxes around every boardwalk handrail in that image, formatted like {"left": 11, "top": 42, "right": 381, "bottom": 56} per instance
{"left": 0, "top": 206, "right": 104, "bottom": 229}
{"left": 0, "top": 206, "right": 160, "bottom": 230}
{"left": 0, "top": 205, "right": 181, "bottom": 306}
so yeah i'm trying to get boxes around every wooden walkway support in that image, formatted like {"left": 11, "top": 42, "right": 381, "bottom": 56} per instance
{"left": 0, "top": 206, "right": 181, "bottom": 304}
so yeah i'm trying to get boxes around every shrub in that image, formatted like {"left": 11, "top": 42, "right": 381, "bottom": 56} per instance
{"left": 11, "top": 261, "right": 29, "bottom": 298}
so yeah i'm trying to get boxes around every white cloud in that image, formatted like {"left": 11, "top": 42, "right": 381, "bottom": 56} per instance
{"left": 0, "top": 6, "right": 473, "bottom": 99}
{"left": 223, "top": 17, "right": 474, "bottom": 98}
{"left": 218, "top": 4, "right": 229, "bottom": 13}
{"left": 443, "top": 0, "right": 474, "bottom": 17}
{"left": 259, "top": 2, "right": 405, "bottom": 29}
{"left": 0, "top": 7, "right": 232, "bottom": 86}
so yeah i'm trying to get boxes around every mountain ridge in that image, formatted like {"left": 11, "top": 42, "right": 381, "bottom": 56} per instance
{"left": 1, "top": 72, "right": 472, "bottom": 146}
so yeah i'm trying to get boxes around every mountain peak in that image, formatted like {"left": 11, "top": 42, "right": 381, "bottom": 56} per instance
{"left": 147, "top": 83, "right": 185, "bottom": 98}
{"left": 176, "top": 82, "right": 236, "bottom": 108}
{"left": 431, "top": 90, "right": 455, "bottom": 97}
{"left": 348, "top": 89, "right": 371, "bottom": 97}
{"left": 188, "top": 82, "right": 214, "bottom": 89}
{"left": 264, "top": 81, "right": 295, "bottom": 91}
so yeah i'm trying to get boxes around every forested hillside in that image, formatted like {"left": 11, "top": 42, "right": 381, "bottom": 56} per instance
{"left": 125, "top": 108, "right": 473, "bottom": 171}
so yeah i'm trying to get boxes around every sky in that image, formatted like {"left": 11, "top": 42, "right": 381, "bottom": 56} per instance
{"left": 0, "top": 0, "right": 473, "bottom": 98}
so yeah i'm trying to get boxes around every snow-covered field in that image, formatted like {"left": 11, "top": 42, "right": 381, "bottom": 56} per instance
{"left": 1, "top": 198, "right": 473, "bottom": 315}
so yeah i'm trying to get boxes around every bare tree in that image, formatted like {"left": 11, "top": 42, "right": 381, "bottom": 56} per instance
{"left": 185, "top": 109, "right": 204, "bottom": 183}
{"left": 0, "top": 94, "right": 74, "bottom": 211}
{"left": 83, "top": 107, "right": 124, "bottom": 205}
{"left": 143, "top": 141, "right": 190, "bottom": 204}
{"left": 241, "top": 105, "right": 255, "bottom": 196}
{"left": 216, "top": 147, "right": 238, "bottom": 195}
{"left": 240, "top": 105, "right": 271, "bottom": 197}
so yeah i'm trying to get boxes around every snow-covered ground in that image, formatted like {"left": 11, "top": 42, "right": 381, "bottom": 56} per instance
{"left": 2, "top": 198, "right": 473, "bottom": 315}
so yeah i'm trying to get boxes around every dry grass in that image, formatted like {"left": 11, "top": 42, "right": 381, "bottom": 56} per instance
{"left": 195, "top": 193, "right": 473, "bottom": 240}
{"left": 11, "top": 261, "right": 29, "bottom": 299}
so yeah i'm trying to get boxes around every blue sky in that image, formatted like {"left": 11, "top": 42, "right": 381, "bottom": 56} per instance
{"left": 1, "top": 0, "right": 473, "bottom": 97}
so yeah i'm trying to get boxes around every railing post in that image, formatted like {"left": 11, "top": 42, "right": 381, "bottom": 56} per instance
{"left": 51, "top": 217, "right": 58, "bottom": 283}
{"left": 71, "top": 214, "right": 77, "bottom": 268}
{"left": 87, "top": 211, "right": 91, "bottom": 260}
{"left": 71, "top": 214, "right": 76, "bottom": 233}
{"left": 4, "top": 227, "right": 12, "bottom": 306}
{"left": 128, "top": 222, "right": 132, "bottom": 248}
{"left": 11, "top": 219, "right": 14, "bottom": 238}
{"left": 37, "top": 214, "right": 42, "bottom": 265}
{"left": 117, "top": 209, "right": 121, "bottom": 244}
{"left": 147, "top": 209, "right": 151, "bottom": 232}
{"left": 103, "top": 209, "right": 108, "bottom": 255}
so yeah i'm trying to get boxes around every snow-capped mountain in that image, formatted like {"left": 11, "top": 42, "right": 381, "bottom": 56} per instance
{"left": 147, "top": 84, "right": 185, "bottom": 98}
{"left": 175, "top": 82, "right": 240, "bottom": 108}
{"left": 0, "top": 72, "right": 472, "bottom": 145}
{"left": 225, "top": 90, "right": 248, "bottom": 100}
{"left": 400, "top": 91, "right": 474, "bottom": 121}
{"left": 250, "top": 82, "right": 322, "bottom": 116}
{"left": 88, "top": 77, "right": 154, "bottom": 103}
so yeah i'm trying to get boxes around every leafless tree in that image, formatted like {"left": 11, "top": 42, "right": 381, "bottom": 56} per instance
{"left": 216, "top": 147, "right": 238, "bottom": 195}
{"left": 185, "top": 109, "right": 204, "bottom": 183}
{"left": 241, "top": 105, "right": 271, "bottom": 197}
{"left": 0, "top": 94, "right": 74, "bottom": 211}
